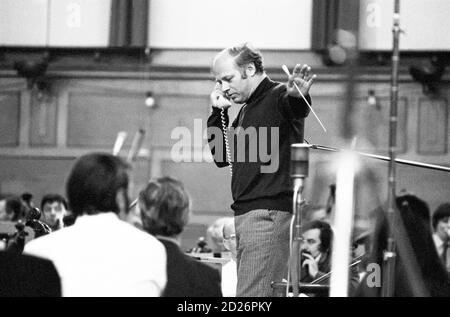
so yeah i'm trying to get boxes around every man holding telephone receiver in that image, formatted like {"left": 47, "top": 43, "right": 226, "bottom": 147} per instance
{"left": 207, "top": 43, "right": 316, "bottom": 297}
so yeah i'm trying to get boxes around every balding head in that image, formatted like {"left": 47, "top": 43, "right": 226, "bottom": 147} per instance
{"left": 211, "top": 43, "right": 266, "bottom": 104}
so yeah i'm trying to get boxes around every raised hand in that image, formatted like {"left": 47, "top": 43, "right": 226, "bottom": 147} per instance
{"left": 286, "top": 64, "right": 316, "bottom": 97}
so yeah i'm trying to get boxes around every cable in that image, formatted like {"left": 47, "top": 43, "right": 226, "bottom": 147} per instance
{"left": 220, "top": 108, "right": 232, "bottom": 176}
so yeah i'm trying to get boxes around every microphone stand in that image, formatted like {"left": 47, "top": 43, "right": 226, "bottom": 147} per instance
{"left": 309, "top": 144, "right": 450, "bottom": 173}
{"left": 290, "top": 178, "right": 305, "bottom": 297}
{"left": 382, "top": 0, "right": 401, "bottom": 297}
{"left": 288, "top": 144, "right": 310, "bottom": 297}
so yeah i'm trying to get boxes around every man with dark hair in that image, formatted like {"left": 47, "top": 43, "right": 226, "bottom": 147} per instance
{"left": 0, "top": 196, "right": 25, "bottom": 222}
{"left": 300, "top": 220, "right": 359, "bottom": 296}
{"left": 138, "top": 176, "right": 222, "bottom": 297}
{"left": 207, "top": 43, "right": 316, "bottom": 296}
{"left": 432, "top": 203, "right": 450, "bottom": 270}
{"left": 300, "top": 220, "right": 333, "bottom": 283}
{"left": 40, "top": 194, "right": 68, "bottom": 231}
{"left": 25, "top": 153, "right": 167, "bottom": 296}
{"left": 0, "top": 195, "right": 33, "bottom": 252}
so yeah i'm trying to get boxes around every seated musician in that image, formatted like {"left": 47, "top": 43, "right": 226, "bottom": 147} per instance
{"left": 138, "top": 176, "right": 222, "bottom": 297}
{"left": 300, "top": 220, "right": 360, "bottom": 296}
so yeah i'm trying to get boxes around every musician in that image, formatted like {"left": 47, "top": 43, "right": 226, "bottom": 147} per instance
{"left": 221, "top": 217, "right": 238, "bottom": 297}
{"left": 40, "top": 194, "right": 68, "bottom": 231}
{"left": 25, "top": 153, "right": 167, "bottom": 296}
{"left": 356, "top": 195, "right": 450, "bottom": 297}
{"left": 431, "top": 203, "right": 450, "bottom": 270}
{"left": 300, "top": 220, "right": 359, "bottom": 296}
{"left": 138, "top": 176, "right": 222, "bottom": 297}
{"left": 207, "top": 42, "right": 316, "bottom": 297}
{"left": 0, "top": 195, "right": 25, "bottom": 222}
{"left": 0, "top": 195, "right": 43, "bottom": 252}
{"left": 300, "top": 220, "right": 333, "bottom": 283}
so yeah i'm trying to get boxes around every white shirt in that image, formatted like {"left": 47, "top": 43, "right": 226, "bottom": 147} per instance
{"left": 221, "top": 259, "right": 237, "bottom": 297}
{"left": 25, "top": 212, "right": 166, "bottom": 297}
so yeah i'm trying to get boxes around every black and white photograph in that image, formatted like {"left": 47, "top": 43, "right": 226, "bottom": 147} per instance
{"left": 0, "top": 0, "right": 449, "bottom": 301}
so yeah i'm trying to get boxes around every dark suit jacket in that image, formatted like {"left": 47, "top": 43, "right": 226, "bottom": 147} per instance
{"left": 159, "top": 239, "right": 222, "bottom": 297}
{"left": 0, "top": 252, "right": 61, "bottom": 297}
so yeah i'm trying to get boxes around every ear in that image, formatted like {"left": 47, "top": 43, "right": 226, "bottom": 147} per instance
{"left": 245, "top": 63, "right": 257, "bottom": 77}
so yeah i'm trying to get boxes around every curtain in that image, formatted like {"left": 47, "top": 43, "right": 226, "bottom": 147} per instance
{"left": 311, "top": 0, "right": 360, "bottom": 50}
{"left": 109, "top": 0, "right": 149, "bottom": 47}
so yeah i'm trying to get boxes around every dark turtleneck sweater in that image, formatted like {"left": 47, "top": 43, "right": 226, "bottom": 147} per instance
{"left": 207, "top": 76, "right": 311, "bottom": 215}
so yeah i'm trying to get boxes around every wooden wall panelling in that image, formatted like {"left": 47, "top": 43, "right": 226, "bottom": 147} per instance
{"left": 417, "top": 97, "right": 448, "bottom": 155}
{"left": 19, "top": 89, "right": 31, "bottom": 147}
{"left": 300, "top": 82, "right": 346, "bottom": 147}
{"left": 305, "top": 81, "right": 408, "bottom": 154}
{"left": 147, "top": 94, "right": 211, "bottom": 148}
{"left": 0, "top": 91, "right": 21, "bottom": 146}
{"left": 354, "top": 95, "right": 408, "bottom": 154}
{"left": 160, "top": 158, "right": 233, "bottom": 216}
{"left": 29, "top": 89, "right": 57, "bottom": 146}
{"left": 67, "top": 90, "right": 151, "bottom": 148}
{"left": 396, "top": 163, "right": 450, "bottom": 213}
{"left": 128, "top": 158, "right": 152, "bottom": 200}
{"left": 57, "top": 86, "right": 69, "bottom": 148}
{"left": 0, "top": 156, "right": 75, "bottom": 201}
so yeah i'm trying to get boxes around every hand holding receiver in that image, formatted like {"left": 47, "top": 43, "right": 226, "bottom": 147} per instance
{"left": 211, "top": 83, "right": 232, "bottom": 109}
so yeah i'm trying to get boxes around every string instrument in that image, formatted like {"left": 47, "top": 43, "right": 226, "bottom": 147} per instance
{"left": 25, "top": 207, "right": 52, "bottom": 238}
{"left": 1, "top": 221, "right": 29, "bottom": 254}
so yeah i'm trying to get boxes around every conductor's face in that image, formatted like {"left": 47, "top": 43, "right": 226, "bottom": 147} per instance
{"left": 213, "top": 54, "right": 253, "bottom": 104}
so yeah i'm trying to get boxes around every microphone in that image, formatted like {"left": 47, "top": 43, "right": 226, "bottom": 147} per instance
{"left": 291, "top": 143, "right": 310, "bottom": 189}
